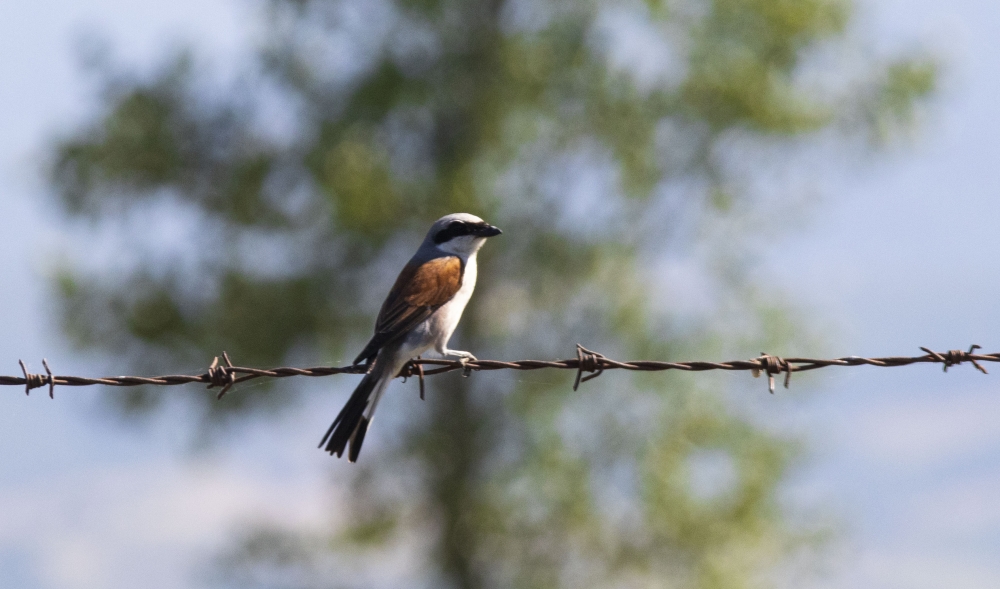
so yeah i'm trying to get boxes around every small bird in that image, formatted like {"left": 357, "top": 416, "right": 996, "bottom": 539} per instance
{"left": 319, "top": 213, "right": 502, "bottom": 461}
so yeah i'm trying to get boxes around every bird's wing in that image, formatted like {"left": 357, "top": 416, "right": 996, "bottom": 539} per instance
{"left": 353, "top": 255, "right": 464, "bottom": 364}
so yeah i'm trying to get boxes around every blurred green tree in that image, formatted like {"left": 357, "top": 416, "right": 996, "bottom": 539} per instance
{"left": 49, "top": 0, "right": 934, "bottom": 587}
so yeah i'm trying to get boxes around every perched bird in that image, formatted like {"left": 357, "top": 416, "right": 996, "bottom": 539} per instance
{"left": 319, "top": 213, "right": 502, "bottom": 461}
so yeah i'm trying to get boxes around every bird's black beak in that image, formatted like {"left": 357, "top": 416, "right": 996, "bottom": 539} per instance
{"left": 474, "top": 224, "right": 502, "bottom": 237}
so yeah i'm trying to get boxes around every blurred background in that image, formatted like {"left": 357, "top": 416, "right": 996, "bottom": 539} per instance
{"left": 1, "top": 0, "right": 998, "bottom": 587}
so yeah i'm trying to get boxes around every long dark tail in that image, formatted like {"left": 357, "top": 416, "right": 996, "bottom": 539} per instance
{"left": 319, "top": 353, "right": 392, "bottom": 462}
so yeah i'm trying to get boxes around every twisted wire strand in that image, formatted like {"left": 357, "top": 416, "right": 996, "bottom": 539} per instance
{"left": 3, "top": 344, "right": 994, "bottom": 398}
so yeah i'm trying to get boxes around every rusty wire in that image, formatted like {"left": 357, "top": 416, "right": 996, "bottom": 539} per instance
{"left": 2, "top": 344, "right": 995, "bottom": 398}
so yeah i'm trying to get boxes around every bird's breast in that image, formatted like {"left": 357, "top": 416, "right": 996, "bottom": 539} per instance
{"left": 402, "top": 253, "right": 477, "bottom": 354}
{"left": 439, "top": 252, "right": 477, "bottom": 324}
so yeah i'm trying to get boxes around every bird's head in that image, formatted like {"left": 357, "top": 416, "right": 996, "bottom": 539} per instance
{"left": 425, "top": 213, "right": 502, "bottom": 256}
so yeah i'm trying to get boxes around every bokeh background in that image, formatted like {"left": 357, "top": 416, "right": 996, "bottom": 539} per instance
{"left": 1, "top": 0, "right": 998, "bottom": 587}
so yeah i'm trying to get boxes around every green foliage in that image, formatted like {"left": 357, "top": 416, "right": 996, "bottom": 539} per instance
{"left": 49, "top": 0, "right": 933, "bottom": 587}
{"left": 869, "top": 56, "right": 939, "bottom": 141}
{"left": 680, "top": 0, "right": 850, "bottom": 133}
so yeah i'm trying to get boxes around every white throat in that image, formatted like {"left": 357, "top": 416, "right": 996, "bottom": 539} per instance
{"left": 436, "top": 235, "right": 487, "bottom": 260}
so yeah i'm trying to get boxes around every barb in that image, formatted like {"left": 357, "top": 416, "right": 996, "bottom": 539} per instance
{"left": 208, "top": 352, "right": 237, "bottom": 400}
{"left": 398, "top": 356, "right": 426, "bottom": 400}
{"left": 751, "top": 353, "right": 792, "bottom": 394}
{"left": 2, "top": 345, "right": 997, "bottom": 397}
{"left": 919, "top": 345, "right": 988, "bottom": 374}
{"left": 574, "top": 345, "right": 606, "bottom": 391}
{"left": 18, "top": 359, "right": 55, "bottom": 398}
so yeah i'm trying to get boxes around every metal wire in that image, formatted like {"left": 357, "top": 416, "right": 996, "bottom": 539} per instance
{"left": 2, "top": 344, "right": 994, "bottom": 398}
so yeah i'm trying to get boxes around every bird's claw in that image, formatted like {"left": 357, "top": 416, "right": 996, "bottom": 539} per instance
{"left": 443, "top": 349, "right": 476, "bottom": 377}
{"left": 458, "top": 354, "right": 476, "bottom": 377}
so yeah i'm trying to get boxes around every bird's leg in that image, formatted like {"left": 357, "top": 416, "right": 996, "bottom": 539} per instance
{"left": 442, "top": 349, "right": 477, "bottom": 362}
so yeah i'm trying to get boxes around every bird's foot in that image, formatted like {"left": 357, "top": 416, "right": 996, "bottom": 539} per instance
{"left": 444, "top": 349, "right": 477, "bottom": 377}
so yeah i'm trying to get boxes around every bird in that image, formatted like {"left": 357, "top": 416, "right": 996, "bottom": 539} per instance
{"left": 319, "top": 213, "right": 502, "bottom": 462}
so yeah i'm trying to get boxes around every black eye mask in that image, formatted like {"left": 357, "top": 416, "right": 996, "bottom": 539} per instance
{"left": 433, "top": 222, "right": 472, "bottom": 244}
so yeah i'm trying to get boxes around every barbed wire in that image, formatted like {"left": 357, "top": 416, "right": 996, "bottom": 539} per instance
{"left": 2, "top": 344, "right": 994, "bottom": 400}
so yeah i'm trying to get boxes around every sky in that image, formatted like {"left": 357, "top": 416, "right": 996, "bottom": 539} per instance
{"left": 1, "top": 1, "right": 999, "bottom": 588}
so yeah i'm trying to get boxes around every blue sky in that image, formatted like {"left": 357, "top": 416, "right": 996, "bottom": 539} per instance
{"left": 1, "top": 1, "right": 999, "bottom": 588}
